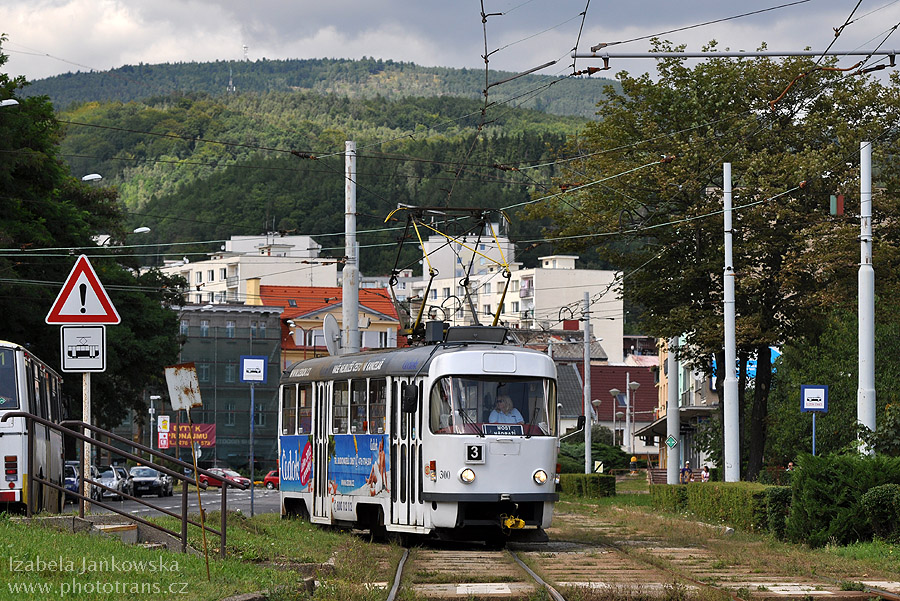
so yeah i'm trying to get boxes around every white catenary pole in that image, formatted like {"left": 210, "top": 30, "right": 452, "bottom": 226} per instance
{"left": 583, "top": 292, "right": 592, "bottom": 473}
{"left": 723, "top": 163, "right": 740, "bottom": 481}
{"left": 343, "top": 141, "right": 360, "bottom": 354}
{"left": 666, "top": 337, "right": 681, "bottom": 485}
{"left": 859, "top": 141, "right": 876, "bottom": 452}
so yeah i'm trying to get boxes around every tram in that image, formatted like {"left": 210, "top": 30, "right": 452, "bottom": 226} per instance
{"left": 278, "top": 326, "right": 559, "bottom": 542}
{"left": 0, "top": 340, "right": 65, "bottom": 513}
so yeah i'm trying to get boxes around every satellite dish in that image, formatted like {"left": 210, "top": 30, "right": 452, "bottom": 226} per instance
{"left": 323, "top": 313, "right": 341, "bottom": 356}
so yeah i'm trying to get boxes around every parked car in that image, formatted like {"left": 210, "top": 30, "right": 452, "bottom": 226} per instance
{"left": 198, "top": 467, "right": 251, "bottom": 488}
{"left": 96, "top": 465, "right": 127, "bottom": 501}
{"left": 129, "top": 466, "right": 172, "bottom": 497}
{"left": 263, "top": 470, "right": 279, "bottom": 490}
{"left": 63, "top": 464, "right": 78, "bottom": 502}
{"left": 115, "top": 466, "right": 134, "bottom": 498}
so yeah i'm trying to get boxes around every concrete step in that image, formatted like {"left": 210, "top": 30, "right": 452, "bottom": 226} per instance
{"left": 92, "top": 523, "right": 138, "bottom": 545}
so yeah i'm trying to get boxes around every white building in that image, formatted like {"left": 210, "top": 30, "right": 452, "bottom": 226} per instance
{"left": 161, "top": 234, "right": 338, "bottom": 305}
{"left": 411, "top": 253, "right": 623, "bottom": 363}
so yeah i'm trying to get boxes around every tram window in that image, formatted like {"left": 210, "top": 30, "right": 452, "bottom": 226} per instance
{"left": 350, "top": 380, "right": 366, "bottom": 433}
{"left": 0, "top": 349, "right": 19, "bottom": 409}
{"left": 390, "top": 381, "right": 398, "bottom": 440}
{"left": 369, "top": 379, "right": 386, "bottom": 434}
{"left": 332, "top": 381, "right": 349, "bottom": 434}
{"left": 298, "top": 385, "right": 312, "bottom": 434}
{"left": 281, "top": 385, "right": 297, "bottom": 435}
{"left": 400, "top": 445, "right": 407, "bottom": 503}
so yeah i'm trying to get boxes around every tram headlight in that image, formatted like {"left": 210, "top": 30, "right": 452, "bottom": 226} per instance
{"left": 533, "top": 469, "right": 548, "bottom": 485}
{"left": 459, "top": 468, "right": 476, "bottom": 484}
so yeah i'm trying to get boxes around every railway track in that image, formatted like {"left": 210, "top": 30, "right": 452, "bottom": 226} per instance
{"left": 383, "top": 536, "right": 900, "bottom": 601}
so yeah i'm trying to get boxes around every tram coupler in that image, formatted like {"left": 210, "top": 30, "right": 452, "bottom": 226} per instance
{"left": 502, "top": 515, "right": 525, "bottom": 530}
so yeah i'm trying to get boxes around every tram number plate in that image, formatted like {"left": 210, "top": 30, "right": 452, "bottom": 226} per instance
{"left": 465, "top": 444, "right": 485, "bottom": 464}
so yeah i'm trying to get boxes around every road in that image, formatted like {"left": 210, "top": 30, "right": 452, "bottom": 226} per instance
{"left": 73, "top": 486, "right": 281, "bottom": 518}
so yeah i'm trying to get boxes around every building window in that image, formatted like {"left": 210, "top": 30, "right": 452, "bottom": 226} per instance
{"left": 195, "top": 271, "right": 203, "bottom": 284}
{"left": 259, "top": 322, "right": 266, "bottom": 338}
{"left": 250, "top": 321, "right": 258, "bottom": 337}
{"left": 207, "top": 269, "right": 215, "bottom": 282}
{"left": 180, "top": 319, "right": 189, "bottom": 335}
{"left": 430, "top": 289, "right": 437, "bottom": 300}
{"left": 200, "top": 320, "right": 209, "bottom": 337}
{"left": 207, "top": 292, "right": 214, "bottom": 302}
{"left": 511, "top": 280, "right": 519, "bottom": 292}
{"left": 254, "top": 403, "right": 266, "bottom": 427}
{"left": 225, "top": 363, "right": 236, "bottom": 383}
{"left": 484, "top": 283, "right": 491, "bottom": 294}
{"left": 288, "top": 299, "right": 297, "bottom": 307}
{"left": 442, "top": 287, "right": 450, "bottom": 299}
{"left": 225, "top": 403, "right": 235, "bottom": 426}
{"left": 197, "top": 363, "right": 210, "bottom": 382}
{"left": 484, "top": 304, "right": 491, "bottom": 316}
{"left": 225, "top": 320, "right": 235, "bottom": 338}
{"left": 500, "top": 303, "right": 505, "bottom": 315}
{"left": 219, "top": 268, "right": 227, "bottom": 280}
{"left": 512, "top": 301, "right": 519, "bottom": 313}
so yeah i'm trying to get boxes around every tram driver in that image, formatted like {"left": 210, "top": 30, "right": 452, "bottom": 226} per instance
{"left": 489, "top": 394, "right": 525, "bottom": 425}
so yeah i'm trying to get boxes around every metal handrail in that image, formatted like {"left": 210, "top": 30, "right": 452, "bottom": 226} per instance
{"left": 1, "top": 411, "right": 246, "bottom": 557}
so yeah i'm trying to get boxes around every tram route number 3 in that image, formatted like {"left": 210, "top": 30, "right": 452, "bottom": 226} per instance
{"left": 466, "top": 444, "right": 485, "bottom": 464}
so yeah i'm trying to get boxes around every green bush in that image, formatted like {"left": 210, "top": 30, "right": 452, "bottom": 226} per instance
{"left": 559, "top": 473, "right": 615, "bottom": 498}
{"left": 766, "top": 486, "right": 792, "bottom": 540}
{"left": 651, "top": 482, "right": 769, "bottom": 531}
{"left": 784, "top": 454, "right": 900, "bottom": 547}
{"left": 860, "top": 483, "right": 900, "bottom": 540}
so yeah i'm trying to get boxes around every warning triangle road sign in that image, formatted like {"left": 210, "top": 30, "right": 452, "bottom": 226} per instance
{"left": 45, "top": 255, "right": 121, "bottom": 324}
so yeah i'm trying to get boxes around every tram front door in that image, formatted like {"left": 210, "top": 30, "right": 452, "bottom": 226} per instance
{"left": 312, "top": 382, "right": 330, "bottom": 521}
{"left": 391, "top": 378, "right": 422, "bottom": 527}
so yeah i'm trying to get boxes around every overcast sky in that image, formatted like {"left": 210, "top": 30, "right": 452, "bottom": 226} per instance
{"left": 2, "top": 1, "right": 899, "bottom": 82}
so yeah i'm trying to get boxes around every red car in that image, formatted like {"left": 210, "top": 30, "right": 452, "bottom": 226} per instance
{"left": 198, "top": 467, "right": 250, "bottom": 488}
{"left": 263, "top": 470, "right": 279, "bottom": 490}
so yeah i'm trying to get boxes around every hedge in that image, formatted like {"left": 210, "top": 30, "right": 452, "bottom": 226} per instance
{"left": 559, "top": 473, "right": 616, "bottom": 498}
{"left": 650, "top": 481, "right": 769, "bottom": 531}
{"left": 785, "top": 454, "right": 900, "bottom": 547}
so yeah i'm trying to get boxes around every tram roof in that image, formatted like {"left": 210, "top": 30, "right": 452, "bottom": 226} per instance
{"left": 282, "top": 342, "right": 550, "bottom": 382}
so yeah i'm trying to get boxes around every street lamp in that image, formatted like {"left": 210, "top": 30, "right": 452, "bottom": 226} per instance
{"left": 0, "top": 99, "right": 18, "bottom": 108}
{"left": 627, "top": 380, "right": 640, "bottom": 454}
{"left": 81, "top": 173, "right": 102, "bottom": 182}
{"left": 591, "top": 399, "right": 601, "bottom": 423}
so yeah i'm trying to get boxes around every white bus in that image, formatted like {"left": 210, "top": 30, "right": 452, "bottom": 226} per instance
{"left": 0, "top": 340, "right": 65, "bottom": 513}
{"left": 278, "top": 327, "right": 559, "bottom": 544}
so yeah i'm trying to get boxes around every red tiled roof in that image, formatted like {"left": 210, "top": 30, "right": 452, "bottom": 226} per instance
{"left": 577, "top": 364, "right": 658, "bottom": 423}
{"left": 259, "top": 286, "right": 399, "bottom": 321}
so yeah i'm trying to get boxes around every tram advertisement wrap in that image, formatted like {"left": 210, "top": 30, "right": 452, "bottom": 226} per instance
{"left": 279, "top": 435, "right": 313, "bottom": 492}
{"left": 328, "top": 434, "right": 390, "bottom": 497}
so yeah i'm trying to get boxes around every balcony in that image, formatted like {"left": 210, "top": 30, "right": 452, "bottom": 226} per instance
{"left": 226, "top": 276, "right": 239, "bottom": 287}
{"left": 519, "top": 287, "right": 533, "bottom": 298}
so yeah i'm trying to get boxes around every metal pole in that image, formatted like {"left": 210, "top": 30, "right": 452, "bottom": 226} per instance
{"left": 625, "top": 372, "right": 632, "bottom": 455}
{"left": 858, "top": 141, "right": 876, "bottom": 453}
{"left": 583, "top": 292, "right": 591, "bottom": 474}
{"left": 82, "top": 372, "right": 92, "bottom": 513}
{"left": 812, "top": 413, "right": 817, "bottom": 457}
{"left": 723, "top": 163, "right": 740, "bottom": 482}
{"left": 343, "top": 140, "right": 360, "bottom": 354}
{"left": 250, "top": 382, "right": 255, "bottom": 517}
{"left": 666, "top": 337, "right": 681, "bottom": 485}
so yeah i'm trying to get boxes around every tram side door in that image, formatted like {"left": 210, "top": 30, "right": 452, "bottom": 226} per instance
{"left": 312, "top": 381, "right": 330, "bottom": 520}
{"left": 390, "top": 377, "right": 422, "bottom": 527}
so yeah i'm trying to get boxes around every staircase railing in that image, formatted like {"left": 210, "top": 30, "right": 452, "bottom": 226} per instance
{"left": 1, "top": 411, "right": 249, "bottom": 557}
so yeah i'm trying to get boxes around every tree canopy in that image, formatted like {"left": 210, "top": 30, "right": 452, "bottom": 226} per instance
{"left": 529, "top": 40, "right": 900, "bottom": 477}
{"left": 0, "top": 37, "right": 184, "bottom": 428}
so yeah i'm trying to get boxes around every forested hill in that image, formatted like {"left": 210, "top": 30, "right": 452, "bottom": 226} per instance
{"left": 26, "top": 57, "right": 616, "bottom": 118}
{"left": 56, "top": 90, "right": 589, "bottom": 274}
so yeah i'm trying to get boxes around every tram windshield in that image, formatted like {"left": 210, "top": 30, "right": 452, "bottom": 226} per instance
{"left": 429, "top": 375, "right": 556, "bottom": 436}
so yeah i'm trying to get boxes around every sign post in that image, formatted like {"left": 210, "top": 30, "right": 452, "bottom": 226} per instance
{"left": 46, "top": 255, "right": 120, "bottom": 516}
{"left": 241, "top": 356, "right": 267, "bottom": 517}
{"left": 801, "top": 385, "right": 829, "bottom": 456}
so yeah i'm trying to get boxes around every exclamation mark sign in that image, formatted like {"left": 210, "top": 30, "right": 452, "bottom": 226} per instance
{"left": 79, "top": 283, "right": 87, "bottom": 313}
